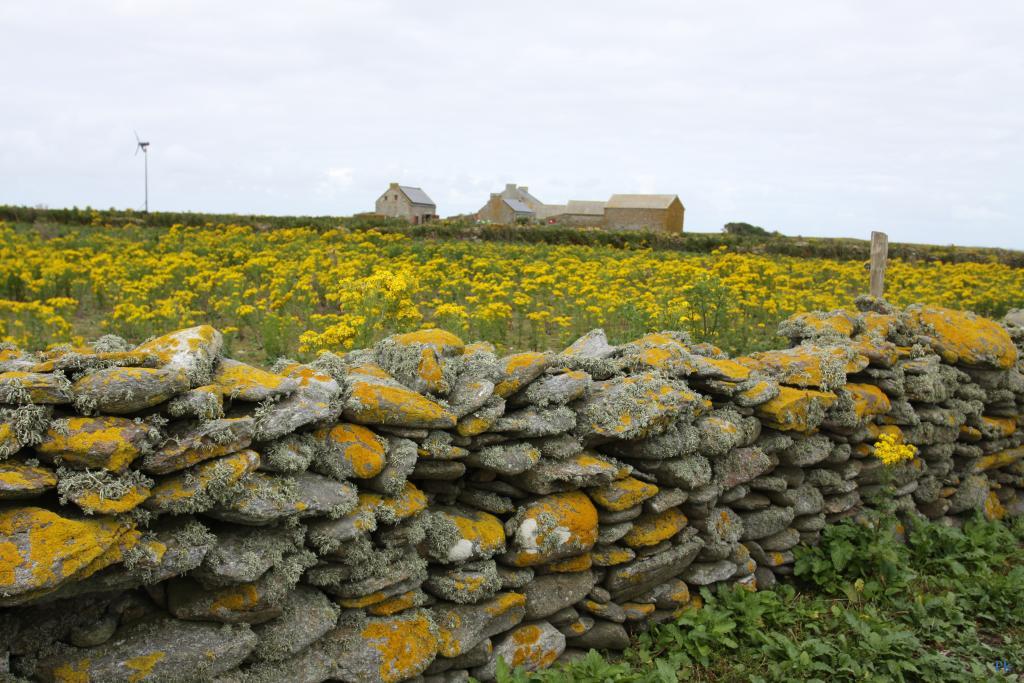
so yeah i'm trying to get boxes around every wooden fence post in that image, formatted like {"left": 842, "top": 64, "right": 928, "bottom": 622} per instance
{"left": 869, "top": 231, "right": 888, "bottom": 298}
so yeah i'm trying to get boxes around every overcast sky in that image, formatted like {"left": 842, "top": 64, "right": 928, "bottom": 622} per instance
{"left": 1, "top": 1, "right": 1022, "bottom": 247}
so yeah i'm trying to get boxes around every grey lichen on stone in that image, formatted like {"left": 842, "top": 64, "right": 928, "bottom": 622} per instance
{"left": 250, "top": 584, "right": 340, "bottom": 663}
{"left": 604, "top": 420, "right": 701, "bottom": 461}
{"left": 374, "top": 336, "right": 457, "bottom": 396}
{"left": 491, "top": 405, "right": 577, "bottom": 438}
{"left": 167, "top": 387, "right": 224, "bottom": 421}
{"left": 55, "top": 466, "right": 154, "bottom": 514}
{"left": 364, "top": 436, "right": 418, "bottom": 496}
{"left": 424, "top": 560, "right": 502, "bottom": 604}
{"left": 464, "top": 442, "right": 541, "bottom": 476}
{"left": 191, "top": 524, "right": 302, "bottom": 588}
{"left": 419, "top": 509, "right": 463, "bottom": 562}
{"left": 0, "top": 404, "right": 52, "bottom": 457}
{"left": 259, "top": 432, "right": 317, "bottom": 473}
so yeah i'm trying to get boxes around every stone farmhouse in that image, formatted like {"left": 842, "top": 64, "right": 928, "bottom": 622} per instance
{"left": 477, "top": 193, "right": 536, "bottom": 224}
{"left": 375, "top": 182, "right": 437, "bottom": 224}
{"left": 476, "top": 183, "right": 685, "bottom": 232}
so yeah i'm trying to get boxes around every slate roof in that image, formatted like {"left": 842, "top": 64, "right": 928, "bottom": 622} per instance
{"left": 503, "top": 198, "right": 535, "bottom": 214}
{"left": 606, "top": 194, "right": 681, "bottom": 210}
{"left": 399, "top": 186, "right": 435, "bottom": 207}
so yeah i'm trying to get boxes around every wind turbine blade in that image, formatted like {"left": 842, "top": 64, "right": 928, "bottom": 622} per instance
{"left": 134, "top": 130, "right": 141, "bottom": 143}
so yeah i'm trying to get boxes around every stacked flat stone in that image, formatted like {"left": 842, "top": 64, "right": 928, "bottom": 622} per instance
{"left": 0, "top": 301, "right": 1021, "bottom": 682}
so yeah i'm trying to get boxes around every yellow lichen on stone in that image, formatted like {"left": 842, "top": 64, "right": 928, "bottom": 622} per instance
{"left": 0, "top": 462, "right": 57, "bottom": 498}
{"left": 360, "top": 611, "right": 439, "bottom": 683}
{"left": 208, "top": 582, "right": 262, "bottom": 615}
{"left": 347, "top": 361, "right": 393, "bottom": 379}
{"left": 415, "top": 346, "right": 447, "bottom": 394}
{"left": 905, "top": 305, "right": 1017, "bottom": 369}
{"left": 494, "top": 352, "right": 548, "bottom": 397}
{"left": 367, "top": 590, "right": 421, "bottom": 616}
{"left": 736, "top": 346, "right": 867, "bottom": 388}
{"left": 973, "top": 446, "right": 1024, "bottom": 473}
{"left": 0, "top": 421, "right": 19, "bottom": 455}
{"left": 278, "top": 364, "right": 335, "bottom": 389}
{"left": 0, "top": 371, "right": 70, "bottom": 403}
{"left": 463, "top": 341, "right": 496, "bottom": 355}
{"left": 852, "top": 338, "right": 900, "bottom": 368}
{"left": 70, "top": 484, "right": 151, "bottom": 515}
{"left": 587, "top": 476, "right": 659, "bottom": 512}
{"left": 455, "top": 414, "right": 493, "bottom": 437}
{"left": 445, "top": 508, "right": 506, "bottom": 558}
{"left": 983, "top": 491, "right": 1006, "bottom": 521}
{"left": 391, "top": 329, "right": 464, "bottom": 354}
{"left": 860, "top": 311, "right": 898, "bottom": 339}
{"left": 315, "top": 423, "right": 387, "bottom": 478}
{"left": 135, "top": 325, "right": 220, "bottom": 366}
{"left": 622, "top": 602, "right": 656, "bottom": 620}
{"left": 212, "top": 358, "right": 295, "bottom": 400}
{"left": 503, "top": 491, "right": 599, "bottom": 567}
{"left": 545, "top": 553, "right": 593, "bottom": 573}
{"left": 505, "top": 624, "right": 560, "bottom": 670}
{"left": 346, "top": 378, "right": 457, "bottom": 428}
{"left": 980, "top": 416, "right": 1017, "bottom": 438}
{"left": 622, "top": 508, "right": 688, "bottom": 548}
{"left": 697, "top": 357, "right": 752, "bottom": 382}
{"left": 337, "top": 590, "right": 391, "bottom": 609}
{"left": 125, "top": 651, "right": 166, "bottom": 682}
{"left": 591, "top": 546, "right": 635, "bottom": 566}
{"left": 145, "top": 449, "right": 258, "bottom": 512}
{"left": 843, "top": 383, "right": 892, "bottom": 420}
{"left": 784, "top": 310, "right": 858, "bottom": 338}
{"left": 755, "top": 386, "right": 837, "bottom": 432}
{"left": 35, "top": 416, "right": 149, "bottom": 473}
{"left": 0, "top": 507, "right": 138, "bottom": 603}
{"left": 361, "top": 482, "right": 429, "bottom": 522}
{"left": 50, "top": 658, "right": 91, "bottom": 683}
{"left": 959, "top": 425, "right": 982, "bottom": 442}
{"left": 485, "top": 591, "right": 527, "bottom": 616}
{"left": 629, "top": 334, "right": 696, "bottom": 374}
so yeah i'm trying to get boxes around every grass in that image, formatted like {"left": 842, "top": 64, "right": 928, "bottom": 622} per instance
{"left": 498, "top": 510, "right": 1024, "bottom": 682}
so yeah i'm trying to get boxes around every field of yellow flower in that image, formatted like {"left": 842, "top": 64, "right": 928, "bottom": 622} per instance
{"left": 2, "top": 220, "right": 1023, "bottom": 362}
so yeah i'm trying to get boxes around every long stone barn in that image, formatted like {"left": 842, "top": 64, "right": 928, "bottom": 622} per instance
{"left": 603, "top": 194, "right": 685, "bottom": 233}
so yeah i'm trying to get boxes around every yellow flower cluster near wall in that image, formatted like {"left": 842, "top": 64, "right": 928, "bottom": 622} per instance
{"left": 2, "top": 221, "right": 1023, "bottom": 362}
{"left": 872, "top": 432, "right": 918, "bottom": 466}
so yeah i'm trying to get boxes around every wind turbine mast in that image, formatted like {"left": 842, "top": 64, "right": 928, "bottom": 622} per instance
{"left": 134, "top": 131, "right": 151, "bottom": 213}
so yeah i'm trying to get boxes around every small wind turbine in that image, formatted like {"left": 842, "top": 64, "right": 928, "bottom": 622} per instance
{"left": 134, "top": 131, "right": 150, "bottom": 213}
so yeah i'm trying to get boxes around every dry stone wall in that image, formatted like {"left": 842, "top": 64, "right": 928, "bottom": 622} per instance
{"left": 1, "top": 298, "right": 1023, "bottom": 682}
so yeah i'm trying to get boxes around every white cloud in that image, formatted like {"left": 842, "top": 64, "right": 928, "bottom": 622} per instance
{"left": 319, "top": 167, "right": 355, "bottom": 193}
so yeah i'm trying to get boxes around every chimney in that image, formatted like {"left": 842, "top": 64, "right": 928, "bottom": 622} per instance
{"left": 521, "top": 186, "right": 529, "bottom": 193}
{"left": 505, "top": 183, "right": 516, "bottom": 192}
{"left": 389, "top": 182, "right": 399, "bottom": 189}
